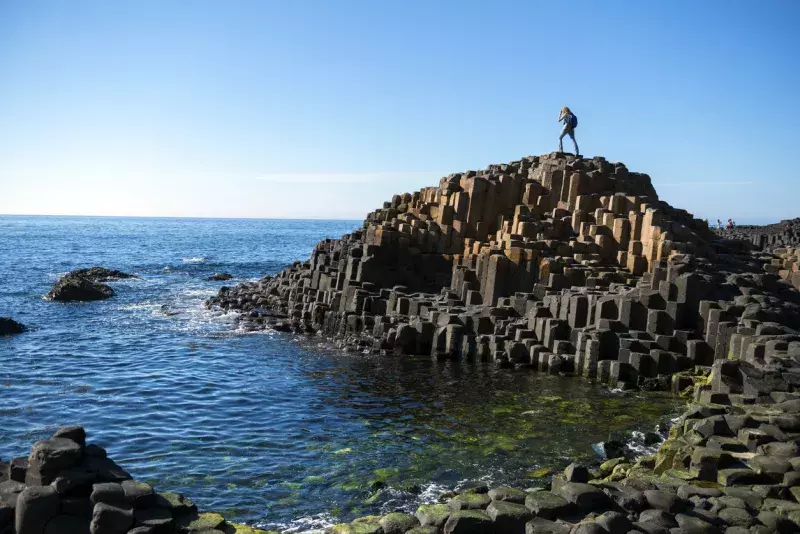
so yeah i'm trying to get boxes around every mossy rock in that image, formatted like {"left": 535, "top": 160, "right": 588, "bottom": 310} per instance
{"left": 353, "top": 516, "right": 383, "bottom": 524}
{"left": 442, "top": 510, "right": 492, "bottom": 533}
{"left": 379, "top": 512, "right": 420, "bottom": 534}
{"left": 599, "top": 457, "right": 626, "bottom": 477}
{"left": 527, "top": 467, "right": 553, "bottom": 479}
{"left": 158, "top": 492, "right": 197, "bottom": 515}
{"left": 415, "top": 504, "right": 451, "bottom": 527}
{"left": 447, "top": 492, "right": 491, "bottom": 510}
{"left": 180, "top": 512, "right": 226, "bottom": 531}
{"left": 226, "top": 524, "right": 275, "bottom": 534}
{"left": 325, "top": 521, "right": 382, "bottom": 534}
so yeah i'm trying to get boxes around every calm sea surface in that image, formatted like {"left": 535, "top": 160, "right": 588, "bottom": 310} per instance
{"left": 0, "top": 215, "right": 681, "bottom": 531}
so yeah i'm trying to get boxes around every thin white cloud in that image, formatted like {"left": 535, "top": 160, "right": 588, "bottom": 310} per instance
{"left": 657, "top": 181, "right": 755, "bottom": 187}
{"left": 254, "top": 171, "right": 442, "bottom": 184}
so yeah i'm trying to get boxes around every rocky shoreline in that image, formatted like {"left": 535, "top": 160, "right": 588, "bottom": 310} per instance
{"left": 203, "top": 152, "right": 800, "bottom": 532}
{"left": 6, "top": 152, "right": 800, "bottom": 532}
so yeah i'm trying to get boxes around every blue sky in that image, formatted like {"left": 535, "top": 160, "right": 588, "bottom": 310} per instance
{"left": 1, "top": 1, "right": 797, "bottom": 222}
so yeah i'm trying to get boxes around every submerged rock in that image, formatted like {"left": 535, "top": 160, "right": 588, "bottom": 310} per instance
{"left": 0, "top": 317, "right": 26, "bottom": 336}
{"left": 46, "top": 266, "right": 134, "bottom": 301}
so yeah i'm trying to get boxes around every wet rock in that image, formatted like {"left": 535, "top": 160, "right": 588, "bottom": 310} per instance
{"left": 638, "top": 509, "right": 678, "bottom": 528}
{"left": 488, "top": 486, "right": 527, "bottom": 504}
{"left": 443, "top": 509, "right": 492, "bottom": 534}
{"left": 642, "top": 490, "right": 687, "bottom": 514}
{"left": 717, "top": 506, "right": 754, "bottom": 527}
{"left": 0, "top": 317, "right": 26, "bottom": 336}
{"left": 485, "top": 500, "right": 532, "bottom": 534}
{"left": 155, "top": 492, "right": 196, "bottom": 517}
{"left": 569, "top": 522, "right": 605, "bottom": 534}
{"left": 448, "top": 493, "right": 491, "bottom": 510}
{"left": 379, "top": 512, "right": 419, "bottom": 534}
{"left": 525, "top": 517, "right": 570, "bottom": 534}
{"left": 121, "top": 480, "right": 154, "bottom": 508}
{"left": 525, "top": 491, "right": 570, "bottom": 519}
{"left": 558, "top": 483, "right": 611, "bottom": 513}
{"left": 456, "top": 481, "right": 489, "bottom": 494}
{"left": 415, "top": 504, "right": 451, "bottom": 528}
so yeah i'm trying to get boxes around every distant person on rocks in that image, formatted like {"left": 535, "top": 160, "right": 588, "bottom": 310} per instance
{"left": 717, "top": 219, "right": 723, "bottom": 230}
{"left": 558, "top": 106, "right": 579, "bottom": 156}
{"left": 726, "top": 219, "right": 734, "bottom": 230}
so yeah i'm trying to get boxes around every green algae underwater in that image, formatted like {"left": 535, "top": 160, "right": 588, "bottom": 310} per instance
{"left": 248, "top": 351, "right": 683, "bottom": 530}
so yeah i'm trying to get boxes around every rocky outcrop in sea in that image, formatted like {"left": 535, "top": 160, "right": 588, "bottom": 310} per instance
{"left": 47, "top": 267, "right": 135, "bottom": 302}
{"left": 0, "top": 318, "right": 26, "bottom": 336}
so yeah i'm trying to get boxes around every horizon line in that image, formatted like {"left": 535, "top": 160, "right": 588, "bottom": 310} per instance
{"left": 0, "top": 213, "right": 363, "bottom": 222}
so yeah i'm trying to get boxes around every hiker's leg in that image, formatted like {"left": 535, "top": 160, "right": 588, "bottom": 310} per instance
{"left": 569, "top": 130, "right": 579, "bottom": 155}
{"left": 559, "top": 128, "right": 567, "bottom": 152}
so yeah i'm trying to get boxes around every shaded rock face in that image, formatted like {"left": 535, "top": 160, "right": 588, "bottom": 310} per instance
{"left": 0, "top": 318, "right": 26, "bottom": 336}
{"left": 46, "top": 267, "right": 134, "bottom": 302}
{"left": 2, "top": 426, "right": 268, "bottom": 534}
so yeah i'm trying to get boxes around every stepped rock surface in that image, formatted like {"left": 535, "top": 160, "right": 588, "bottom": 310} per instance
{"left": 208, "top": 152, "right": 800, "bottom": 394}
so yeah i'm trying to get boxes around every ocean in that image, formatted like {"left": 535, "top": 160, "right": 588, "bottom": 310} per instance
{"left": 0, "top": 215, "right": 681, "bottom": 531}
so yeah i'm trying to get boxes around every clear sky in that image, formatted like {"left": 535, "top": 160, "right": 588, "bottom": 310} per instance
{"left": 1, "top": 1, "right": 797, "bottom": 223}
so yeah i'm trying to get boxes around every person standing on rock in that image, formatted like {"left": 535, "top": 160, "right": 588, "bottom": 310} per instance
{"left": 558, "top": 106, "right": 579, "bottom": 155}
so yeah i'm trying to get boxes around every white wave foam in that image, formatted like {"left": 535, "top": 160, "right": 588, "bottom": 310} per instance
{"left": 182, "top": 257, "right": 206, "bottom": 263}
{"left": 263, "top": 512, "right": 334, "bottom": 533}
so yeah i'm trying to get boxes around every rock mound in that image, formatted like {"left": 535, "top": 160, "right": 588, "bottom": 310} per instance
{"left": 0, "top": 317, "right": 26, "bottom": 336}
{"left": 46, "top": 267, "right": 134, "bottom": 302}
{"left": 206, "top": 273, "right": 233, "bottom": 281}
{"left": 0, "top": 426, "right": 269, "bottom": 534}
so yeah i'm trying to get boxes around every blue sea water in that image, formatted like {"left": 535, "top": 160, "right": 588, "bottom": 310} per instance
{"left": 0, "top": 215, "right": 681, "bottom": 531}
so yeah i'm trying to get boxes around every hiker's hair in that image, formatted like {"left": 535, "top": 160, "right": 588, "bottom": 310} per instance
{"left": 562, "top": 106, "right": 572, "bottom": 115}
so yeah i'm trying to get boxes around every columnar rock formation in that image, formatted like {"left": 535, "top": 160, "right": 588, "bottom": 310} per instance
{"left": 208, "top": 153, "right": 800, "bottom": 394}
{"left": 0, "top": 426, "right": 267, "bottom": 534}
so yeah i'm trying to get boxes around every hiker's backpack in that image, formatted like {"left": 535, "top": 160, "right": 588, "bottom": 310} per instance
{"left": 569, "top": 113, "right": 578, "bottom": 129}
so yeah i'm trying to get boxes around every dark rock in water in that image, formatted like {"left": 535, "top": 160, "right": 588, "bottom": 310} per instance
{"left": 69, "top": 267, "right": 135, "bottom": 282}
{"left": 206, "top": 273, "right": 233, "bottom": 281}
{"left": 0, "top": 317, "right": 26, "bottom": 336}
{"left": 47, "top": 274, "right": 113, "bottom": 301}
{"left": 46, "top": 267, "right": 135, "bottom": 302}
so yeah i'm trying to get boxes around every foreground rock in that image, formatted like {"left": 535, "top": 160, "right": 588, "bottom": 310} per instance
{"left": 0, "top": 318, "right": 26, "bottom": 336}
{"left": 0, "top": 426, "right": 270, "bottom": 534}
{"left": 46, "top": 267, "right": 135, "bottom": 302}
